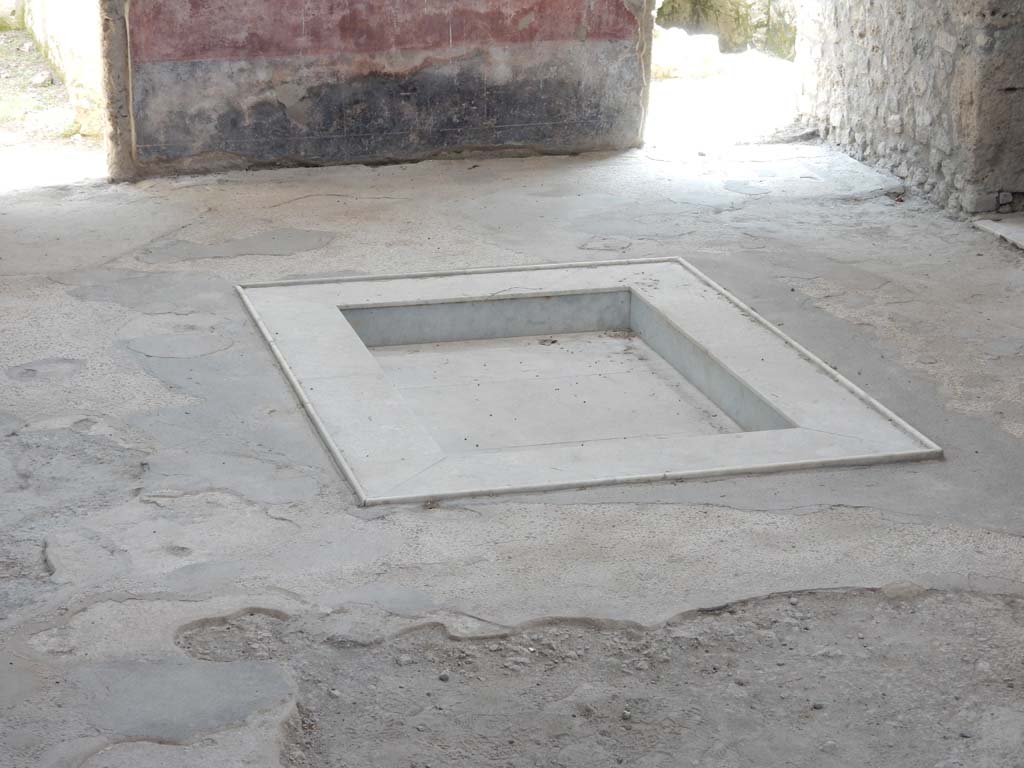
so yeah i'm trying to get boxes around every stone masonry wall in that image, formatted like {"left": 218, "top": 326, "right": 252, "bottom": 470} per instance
{"left": 797, "top": 0, "right": 1024, "bottom": 215}
{"left": 969, "top": 5, "right": 1024, "bottom": 213}
{"left": 122, "top": 0, "right": 654, "bottom": 176}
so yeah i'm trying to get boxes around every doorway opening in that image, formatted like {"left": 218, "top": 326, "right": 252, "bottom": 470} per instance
{"left": 645, "top": 0, "right": 805, "bottom": 157}
{"left": 0, "top": 3, "right": 106, "bottom": 192}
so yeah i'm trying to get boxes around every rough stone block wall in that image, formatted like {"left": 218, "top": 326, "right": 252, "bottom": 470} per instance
{"left": 122, "top": 0, "right": 653, "bottom": 175}
{"left": 969, "top": 5, "right": 1024, "bottom": 213}
{"left": 797, "top": 0, "right": 1024, "bottom": 215}
{"left": 23, "top": 0, "right": 105, "bottom": 132}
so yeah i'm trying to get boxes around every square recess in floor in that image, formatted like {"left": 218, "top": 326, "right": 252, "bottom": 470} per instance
{"left": 239, "top": 259, "right": 941, "bottom": 505}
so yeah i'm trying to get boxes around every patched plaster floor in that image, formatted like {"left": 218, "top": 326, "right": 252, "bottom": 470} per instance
{"left": 2, "top": 143, "right": 1024, "bottom": 767}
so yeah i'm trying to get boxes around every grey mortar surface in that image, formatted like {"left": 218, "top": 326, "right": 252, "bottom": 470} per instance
{"left": 2, "top": 143, "right": 1024, "bottom": 766}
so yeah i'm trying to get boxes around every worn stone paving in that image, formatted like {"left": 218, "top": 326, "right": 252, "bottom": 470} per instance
{"left": 2, "top": 144, "right": 1024, "bottom": 767}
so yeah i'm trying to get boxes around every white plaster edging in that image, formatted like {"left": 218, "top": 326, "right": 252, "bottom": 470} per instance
{"left": 358, "top": 444, "right": 943, "bottom": 507}
{"left": 236, "top": 256, "right": 683, "bottom": 290}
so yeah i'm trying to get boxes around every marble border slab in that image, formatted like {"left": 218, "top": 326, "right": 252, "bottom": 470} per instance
{"left": 238, "top": 258, "right": 942, "bottom": 505}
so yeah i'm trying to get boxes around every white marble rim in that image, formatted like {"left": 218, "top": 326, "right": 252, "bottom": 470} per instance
{"left": 237, "top": 258, "right": 943, "bottom": 506}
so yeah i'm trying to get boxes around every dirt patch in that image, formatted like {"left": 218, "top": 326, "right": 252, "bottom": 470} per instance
{"left": 176, "top": 589, "right": 1024, "bottom": 768}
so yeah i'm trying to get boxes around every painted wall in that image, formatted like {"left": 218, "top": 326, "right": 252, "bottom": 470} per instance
{"left": 23, "top": 0, "right": 105, "bottom": 133}
{"left": 125, "top": 0, "right": 654, "bottom": 174}
{"left": 797, "top": 0, "right": 1024, "bottom": 215}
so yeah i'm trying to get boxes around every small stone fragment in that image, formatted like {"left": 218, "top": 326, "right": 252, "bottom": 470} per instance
{"left": 438, "top": 671, "right": 450, "bottom": 682}
{"left": 328, "top": 688, "right": 341, "bottom": 699}
{"left": 813, "top": 647, "right": 844, "bottom": 658}
{"left": 621, "top": 710, "right": 632, "bottom": 721}
{"left": 30, "top": 71, "right": 54, "bottom": 87}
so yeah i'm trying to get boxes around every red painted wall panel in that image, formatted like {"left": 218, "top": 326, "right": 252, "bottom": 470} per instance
{"left": 129, "top": 0, "right": 637, "bottom": 64}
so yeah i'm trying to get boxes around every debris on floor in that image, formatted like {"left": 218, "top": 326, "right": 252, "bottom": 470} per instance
{"left": 28, "top": 69, "right": 51, "bottom": 87}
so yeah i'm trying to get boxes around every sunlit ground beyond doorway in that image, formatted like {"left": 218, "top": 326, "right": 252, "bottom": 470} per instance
{"left": 0, "top": 30, "right": 105, "bottom": 193}
{"left": 645, "top": 26, "right": 803, "bottom": 159}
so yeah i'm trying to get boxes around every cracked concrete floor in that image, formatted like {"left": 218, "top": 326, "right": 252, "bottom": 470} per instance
{"left": 1, "top": 144, "right": 1023, "bottom": 768}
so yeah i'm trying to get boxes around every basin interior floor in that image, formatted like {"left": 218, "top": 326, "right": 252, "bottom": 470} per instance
{"left": 372, "top": 331, "right": 740, "bottom": 453}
